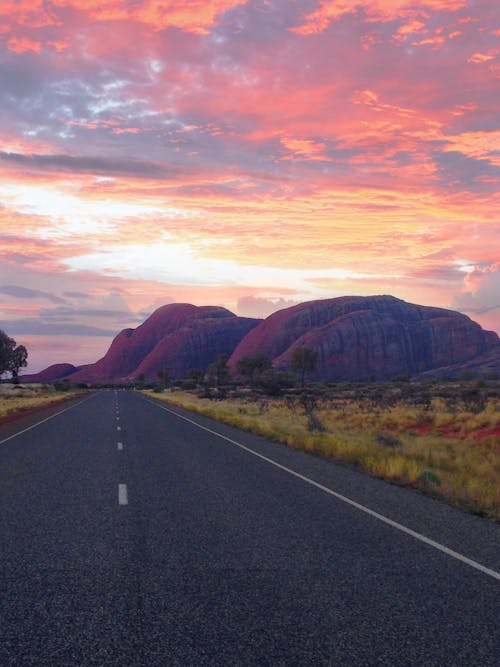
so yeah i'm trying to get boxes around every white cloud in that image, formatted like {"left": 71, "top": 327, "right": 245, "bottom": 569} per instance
{"left": 454, "top": 262, "right": 500, "bottom": 314}
{"left": 453, "top": 262, "right": 500, "bottom": 334}
{"left": 62, "top": 241, "right": 399, "bottom": 292}
{"left": 1, "top": 183, "right": 186, "bottom": 238}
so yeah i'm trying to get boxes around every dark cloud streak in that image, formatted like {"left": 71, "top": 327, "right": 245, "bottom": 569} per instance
{"left": 0, "top": 151, "right": 183, "bottom": 179}
{"left": 0, "top": 318, "right": 116, "bottom": 337}
{"left": 0, "top": 284, "right": 66, "bottom": 304}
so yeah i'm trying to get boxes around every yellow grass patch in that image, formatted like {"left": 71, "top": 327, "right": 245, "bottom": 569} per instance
{"left": 0, "top": 385, "right": 81, "bottom": 420}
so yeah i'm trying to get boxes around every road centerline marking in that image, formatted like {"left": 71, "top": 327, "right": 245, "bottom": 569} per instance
{"left": 144, "top": 397, "right": 500, "bottom": 582}
{"left": 118, "top": 484, "right": 128, "bottom": 505}
{"left": 117, "top": 442, "right": 123, "bottom": 450}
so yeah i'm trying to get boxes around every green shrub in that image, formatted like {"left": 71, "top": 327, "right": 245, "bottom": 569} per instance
{"left": 418, "top": 470, "right": 442, "bottom": 486}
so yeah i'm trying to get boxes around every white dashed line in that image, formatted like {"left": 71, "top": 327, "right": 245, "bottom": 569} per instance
{"left": 117, "top": 426, "right": 121, "bottom": 431}
{"left": 118, "top": 484, "right": 128, "bottom": 505}
{"left": 117, "top": 442, "right": 123, "bottom": 450}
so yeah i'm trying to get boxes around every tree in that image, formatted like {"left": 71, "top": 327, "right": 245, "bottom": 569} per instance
{"left": 188, "top": 368, "right": 204, "bottom": 383}
{"left": 207, "top": 354, "right": 231, "bottom": 388}
{"left": 157, "top": 367, "right": 170, "bottom": 389}
{"left": 255, "top": 369, "right": 292, "bottom": 396}
{"left": 290, "top": 345, "right": 318, "bottom": 387}
{"left": 0, "top": 330, "right": 28, "bottom": 381}
{"left": 8, "top": 344, "right": 27, "bottom": 383}
{"left": 135, "top": 373, "right": 145, "bottom": 388}
{"left": 236, "top": 354, "right": 272, "bottom": 385}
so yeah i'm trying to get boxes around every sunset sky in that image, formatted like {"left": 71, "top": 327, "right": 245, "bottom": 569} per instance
{"left": 0, "top": 0, "right": 499, "bottom": 372}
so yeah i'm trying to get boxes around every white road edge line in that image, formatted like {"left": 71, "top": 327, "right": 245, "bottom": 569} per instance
{"left": 145, "top": 397, "right": 500, "bottom": 582}
{"left": 118, "top": 483, "right": 128, "bottom": 505}
{"left": 0, "top": 394, "right": 96, "bottom": 446}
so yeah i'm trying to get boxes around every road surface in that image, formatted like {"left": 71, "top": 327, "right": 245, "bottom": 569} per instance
{"left": 0, "top": 390, "right": 499, "bottom": 666}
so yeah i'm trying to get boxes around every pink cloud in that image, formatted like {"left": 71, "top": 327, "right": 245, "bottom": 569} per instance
{"left": 467, "top": 49, "right": 499, "bottom": 64}
{"left": 280, "top": 137, "right": 331, "bottom": 162}
{"left": 292, "top": 0, "right": 467, "bottom": 35}
{"left": 1, "top": 0, "right": 244, "bottom": 34}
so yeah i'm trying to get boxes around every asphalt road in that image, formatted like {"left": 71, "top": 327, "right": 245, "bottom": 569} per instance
{"left": 0, "top": 390, "right": 499, "bottom": 666}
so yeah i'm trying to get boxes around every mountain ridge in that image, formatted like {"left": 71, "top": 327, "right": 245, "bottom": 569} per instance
{"left": 22, "top": 296, "right": 499, "bottom": 383}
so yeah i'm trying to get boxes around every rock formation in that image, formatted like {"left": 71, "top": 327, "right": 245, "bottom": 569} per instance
{"left": 414, "top": 343, "right": 500, "bottom": 380}
{"left": 20, "top": 363, "right": 79, "bottom": 383}
{"left": 67, "top": 303, "right": 260, "bottom": 382}
{"left": 23, "top": 296, "right": 499, "bottom": 384}
{"left": 229, "top": 295, "right": 498, "bottom": 381}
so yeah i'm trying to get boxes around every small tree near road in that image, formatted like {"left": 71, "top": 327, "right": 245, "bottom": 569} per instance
{"left": 290, "top": 345, "right": 318, "bottom": 387}
{"left": 157, "top": 367, "right": 170, "bottom": 389}
{"left": 188, "top": 368, "right": 204, "bottom": 384}
{"left": 236, "top": 354, "right": 272, "bottom": 385}
{"left": 8, "top": 345, "right": 28, "bottom": 383}
{"left": 0, "top": 330, "right": 28, "bottom": 382}
{"left": 135, "top": 373, "right": 145, "bottom": 389}
{"left": 207, "top": 354, "right": 231, "bottom": 388}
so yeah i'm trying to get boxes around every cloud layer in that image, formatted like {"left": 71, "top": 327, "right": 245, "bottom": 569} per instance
{"left": 0, "top": 0, "right": 498, "bottom": 370}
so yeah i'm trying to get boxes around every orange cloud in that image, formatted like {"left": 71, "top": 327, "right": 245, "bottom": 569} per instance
{"left": 292, "top": 0, "right": 466, "bottom": 35}
{"left": 6, "top": 36, "right": 42, "bottom": 53}
{"left": 280, "top": 137, "right": 331, "bottom": 162}
{"left": 467, "top": 49, "right": 499, "bottom": 64}
{"left": 395, "top": 19, "right": 427, "bottom": 38}
{"left": 2, "top": 0, "right": 244, "bottom": 34}
{"left": 442, "top": 130, "right": 500, "bottom": 166}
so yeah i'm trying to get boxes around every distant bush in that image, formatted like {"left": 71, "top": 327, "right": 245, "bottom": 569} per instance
{"left": 236, "top": 354, "right": 272, "bottom": 385}
{"left": 375, "top": 431, "right": 402, "bottom": 448}
{"left": 180, "top": 380, "right": 197, "bottom": 390}
{"left": 54, "top": 380, "right": 71, "bottom": 392}
{"left": 418, "top": 470, "right": 442, "bottom": 486}
{"left": 256, "top": 369, "right": 293, "bottom": 396}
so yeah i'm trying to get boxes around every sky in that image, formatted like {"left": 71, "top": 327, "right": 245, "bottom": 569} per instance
{"left": 0, "top": 0, "right": 499, "bottom": 372}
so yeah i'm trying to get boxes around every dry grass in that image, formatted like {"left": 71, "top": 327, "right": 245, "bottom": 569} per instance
{"left": 146, "top": 386, "right": 500, "bottom": 521}
{"left": 0, "top": 384, "right": 81, "bottom": 419}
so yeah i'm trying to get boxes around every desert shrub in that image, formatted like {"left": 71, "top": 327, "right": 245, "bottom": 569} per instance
{"left": 307, "top": 413, "right": 325, "bottom": 432}
{"left": 375, "top": 431, "right": 402, "bottom": 448}
{"left": 236, "top": 354, "right": 272, "bottom": 385}
{"left": 256, "top": 369, "right": 292, "bottom": 396}
{"left": 179, "top": 380, "right": 197, "bottom": 390}
{"left": 53, "top": 380, "right": 71, "bottom": 392}
{"left": 370, "top": 455, "right": 421, "bottom": 483}
{"left": 418, "top": 469, "right": 442, "bottom": 486}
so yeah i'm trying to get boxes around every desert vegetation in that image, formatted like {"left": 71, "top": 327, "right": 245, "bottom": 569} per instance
{"left": 0, "top": 329, "right": 28, "bottom": 381}
{"left": 146, "top": 379, "right": 500, "bottom": 521}
{"left": 0, "top": 383, "right": 82, "bottom": 421}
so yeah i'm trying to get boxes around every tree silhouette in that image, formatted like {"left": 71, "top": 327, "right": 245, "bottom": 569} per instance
{"left": 207, "top": 354, "right": 231, "bottom": 387}
{"left": 236, "top": 354, "right": 272, "bottom": 385}
{"left": 0, "top": 330, "right": 28, "bottom": 381}
{"left": 157, "top": 367, "right": 170, "bottom": 389}
{"left": 8, "top": 345, "right": 27, "bottom": 383}
{"left": 290, "top": 345, "right": 318, "bottom": 387}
